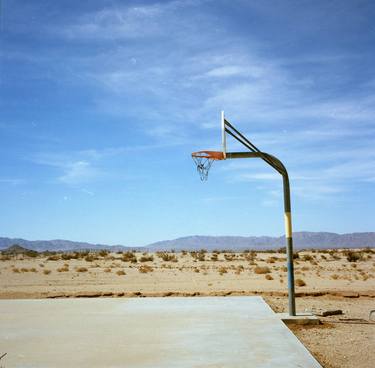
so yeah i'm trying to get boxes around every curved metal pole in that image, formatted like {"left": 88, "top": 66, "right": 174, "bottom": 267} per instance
{"left": 226, "top": 151, "right": 296, "bottom": 316}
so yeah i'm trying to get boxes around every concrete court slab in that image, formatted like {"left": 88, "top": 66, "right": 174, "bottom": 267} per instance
{"left": 0, "top": 296, "right": 322, "bottom": 368}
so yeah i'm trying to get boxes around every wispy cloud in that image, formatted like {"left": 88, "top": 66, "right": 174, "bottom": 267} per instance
{"left": 58, "top": 160, "right": 100, "bottom": 185}
{"left": 0, "top": 178, "right": 25, "bottom": 185}
{"left": 31, "top": 150, "right": 107, "bottom": 186}
{"left": 58, "top": 1, "right": 205, "bottom": 41}
{"left": 29, "top": 142, "right": 181, "bottom": 186}
{"left": 223, "top": 161, "right": 368, "bottom": 202}
{"left": 60, "top": 4, "right": 164, "bottom": 40}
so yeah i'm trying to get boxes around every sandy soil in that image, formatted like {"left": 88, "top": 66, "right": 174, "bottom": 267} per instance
{"left": 1, "top": 248, "right": 375, "bottom": 367}
{"left": 266, "top": 296, "right": 375, "bottom": 368}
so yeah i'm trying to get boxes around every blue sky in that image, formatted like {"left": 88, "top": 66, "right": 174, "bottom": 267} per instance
{"left": 1, "top": 0, "right": 375, "bottom": 246}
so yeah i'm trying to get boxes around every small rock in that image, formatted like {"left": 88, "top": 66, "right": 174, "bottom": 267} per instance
{"left": 321, "top": 309, "right": 343, "bottom": 317}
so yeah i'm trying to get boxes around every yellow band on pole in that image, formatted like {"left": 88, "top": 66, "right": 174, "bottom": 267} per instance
{"left": 284, "top": 212, "right": 292, "bottom": 238}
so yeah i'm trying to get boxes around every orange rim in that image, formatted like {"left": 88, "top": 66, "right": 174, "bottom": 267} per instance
{"left": 191, "top": 151, "right": 225, "bottom": 160}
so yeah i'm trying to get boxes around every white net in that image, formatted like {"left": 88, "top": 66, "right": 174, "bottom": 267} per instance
{"left": 192, "top": 156, "right": 214, "bottom": 181}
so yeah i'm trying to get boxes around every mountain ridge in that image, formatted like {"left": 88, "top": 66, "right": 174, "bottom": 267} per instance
{"left": 1, "top": 231, "right": 375, "bottom": 252}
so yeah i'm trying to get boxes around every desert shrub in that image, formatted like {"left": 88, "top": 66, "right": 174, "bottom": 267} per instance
{"left": 116, "top": 270, "right": 126, "bottom": 276}
{"left": 41, "top": 251, "right": 53, "bottom": 257}
{"left": 25, "top": 250, "right": 38, "bottom": 258}
{"left": 218, "top": 266, "right": 227, "bottom": 275}
{"left": 57, "top": 266, "right": 69, "bottom": 272}
{"left": 122, "top": 251, "right": 137, "bottom": 263}
{"left": 224, "top": 254, "right": 235, "bottom": 261}
{"left": 210, "top": 253, "right": 218, "bottom": 261}
{"left": 302, "top": 254, "right": 312, "bottom": 261}
{"left": 295, "top": 278, "right": 306, "bottom": 287}
{"left": 43, "top": 269, "right": 51, "bottom": 275}
{"left": 266, "top": 257, "right": 277, "bottom": 264}
{"left": 72, "top": 252, "right": 81, "bottom": 259}
{"left": 189, "top": 251, "right": 205, "bottom": 261}
{"left": 12, "top": 267, "right": 20, "bottom": 273}
{"left": 194, "top": 267, "right": 200, "bottom": 273}
{"left": 197, "top": 253, "right": 205, "bottom": 261}
{"left": 345, "top": 251, "right": 363, "bottom": 263}
{"left": 235, "top": 265, "right": 244, "bottom": 275}
{"left": 139, "top": 255, "right": 154, "bottom": 262}
{"left": 29, "top": 267, "right": 37, "bottom": 272}
{"left": 78, "top": 251, "right": 89, "bottom": 258}
{"left": 138, "top": 265, "right": 153, "bottom": 273}
{"left": 85, "top": 254, "right": 98, "bottom": 262}
{"left": 265, "top": 274, "right": 273, "bottom": 280}
{"left": 301, "top": 266, "right": 310, "bottom": 271}
{"left": 104, "top": 268, "right": 112, "bottom": 273}
{"left": 0, "top": 255, "right": 11, "bottom": 261}
{"left": 76, "top": 267, "right": 88, "bottom": 272}
{"left": 99, "top": 250, "right": 109, "bottom": 257}
{"left": 293, "top": 252, "right": 300, "bottom": 259}
{"left": 47, "top": 255, "right": 60, "bottom": 261}
{"left": 254, "top": 266, "right": 271, "bottom": 274}
{"left": 20, "top": 268, "right": 29, "bottom": 272}
{"left": 158, "top": 252, "right": 177, "bottom": 262}
{"left": 61, "top": 253, "right": 72, "bottom": 260}
{"left": 243, "top": 251, "right": 257, "bottom": 262}
{"left": 331, "top": 274, "right": 339, "bottom": 280}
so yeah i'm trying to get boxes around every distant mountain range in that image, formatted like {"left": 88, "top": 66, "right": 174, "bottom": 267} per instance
{"left": 0, "top": 238, "right": 131, "bottom": 252}
{"left": 1, "top": 232, "right": 375, "bottom": 252}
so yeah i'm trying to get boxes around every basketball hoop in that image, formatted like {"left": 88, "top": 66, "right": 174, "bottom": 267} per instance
{"left": 190, "top": 111, "right": 297, "bottom": 316}
{"left": 191, "top": 151, "right": 224, "bottom": 181}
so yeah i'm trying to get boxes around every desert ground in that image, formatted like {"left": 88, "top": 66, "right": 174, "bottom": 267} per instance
{"left": 1, "top": 248, "right": 375, "bottom": 368}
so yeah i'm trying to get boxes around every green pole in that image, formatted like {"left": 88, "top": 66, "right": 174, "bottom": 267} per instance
{"left": 226, "top": 151, "right": 296, "bottom": 316}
